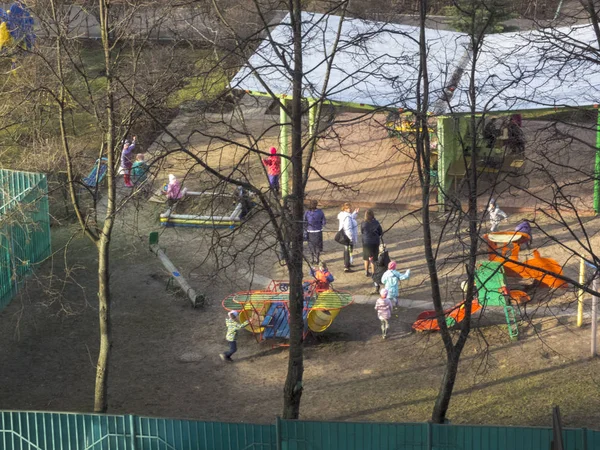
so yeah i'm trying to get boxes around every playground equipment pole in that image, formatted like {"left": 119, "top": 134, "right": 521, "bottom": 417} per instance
{"left": 578, "top": 256, "right": 585, "bottom": 327}
{"left": 150, "top": 243, "right": 199, "bottom": 307}
{"left": 592, "top": 276, "right": 598, "bottom": 357}
{"left": 594, "top": 107, "right": 600, "bottom": 214}
{"left": 280, "top": 98, "right": 290, "bottom": 198}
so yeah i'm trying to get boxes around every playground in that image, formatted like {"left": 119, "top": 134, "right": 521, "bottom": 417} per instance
{"left": 1, "top": 195, "right": 600, "bottom": 428}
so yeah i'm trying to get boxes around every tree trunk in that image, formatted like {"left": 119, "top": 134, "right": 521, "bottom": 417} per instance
{"left": 93, "top": 0, "right": 116, "bottom": 413}
{"left": 282, "top": 0, "right": 305, "bottom": 420}
{"left": 94, "top": 235, "right": 111, "bottom": 413}
{"left": 431, "top": 348, "right": 460, "bottom": 423}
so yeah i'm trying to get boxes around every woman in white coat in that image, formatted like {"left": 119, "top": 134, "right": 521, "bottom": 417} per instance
{"left": 337, "top": 202, "right": 359, "bottom": 272}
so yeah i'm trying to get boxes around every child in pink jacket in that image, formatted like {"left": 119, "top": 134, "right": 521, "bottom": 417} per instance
{"left": 374, "top": 288, "right": 393, "bottom": 339}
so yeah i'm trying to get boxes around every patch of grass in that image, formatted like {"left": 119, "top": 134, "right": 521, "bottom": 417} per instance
{"left": 166, "top": 55, "right": 229, "bottom": 108}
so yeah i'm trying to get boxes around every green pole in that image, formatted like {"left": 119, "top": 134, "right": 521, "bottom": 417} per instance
{"left": 308, "top": 100, "right": 316, "bottom": 139}
{"left": 280, "top": 99, "right": 289, "bottom": 198}
{"left": 595, "top": 108, "right": 600, "bottom": 214}
{"left": 436, "top": 117, "right": 446, "bottom": 210}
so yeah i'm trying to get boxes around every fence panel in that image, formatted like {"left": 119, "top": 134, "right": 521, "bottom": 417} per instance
{"left": 134, "top": 416, "right": 276, "bottom": 450}
{"left": 0, "top": 169, "right": 51, "bottom": 311}
{"left": 280, "top": 419, "right": 428, "bottom": 450}
{"left": 0, "top": 411, "right": 130, "bottom": 450}
{"left": 431, "top": 424, "right": 592, "bottom": 450}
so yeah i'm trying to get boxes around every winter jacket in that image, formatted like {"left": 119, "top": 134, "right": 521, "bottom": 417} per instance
{"left": 375, "top": 297, "right": 393, "bottom": 320}
{"left": 372, "top": 250, "right": 391, "bottom": 284}
{"left": 120, "top": 141, "right": 136, "bottom": 169}
{"left": 515, "top": 221, "right": 531, "bottom": 237}
{"left": 361, "top": 219, "right": 383, "bottom": 246}
{"left": 337, "top": 211, "right": 358, "bottom": 245}
{"left": 488, "top": 206, "right": 508, "bottom": 227}
{"left": 225, "top": 317, "right": 249, "bottom": 342}
{"left": 304, "top": 208, "right": 326, "bottom": 232}
{"left": 166, "top": 179, "right": 184, "bottom": 200}
{"left": 311, "top": 268, "right": 334, "bottom": 290}
{"left": 262, "top": 155, "right": 281, "bottom": 175}
{"left": 131, "top": 161, "right": 148, "bottom": 183}
{"left": 381, "top": 268, "right": 411, "bottom": 299}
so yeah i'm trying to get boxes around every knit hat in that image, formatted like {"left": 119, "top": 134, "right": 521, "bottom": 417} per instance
{"left": 380, "top": 288, "right": 388, "bottom": 298}
{"left": 228, "top": 311, "right": 239, "bottom": 318}
{"left": 270, "top": 147, "right": 277, "bottom": 155}
{"left": 388, "top": 261, "right": 397, "bottom": 270}
{"left": 168, "top": 174, "right": 176, "bottom": 183}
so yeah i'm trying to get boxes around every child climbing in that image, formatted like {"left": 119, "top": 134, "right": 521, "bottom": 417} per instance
{"left": 381, "top": 261, "right": 410, "bottom": 307}
{"left": 374, "top": 288, "right": 393, "bottom": 339}
{"left": 311, "top": 261, "right": 334, "bottom": 291}
{"left": 220, "top": 311, "right": 249, "bottom": 362}
{"left": 487, "top": 198, "right": 508, "bottom": 232}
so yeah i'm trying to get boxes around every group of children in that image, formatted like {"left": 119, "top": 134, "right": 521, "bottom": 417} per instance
{"left": 219, "top": 197, "right": 535, "bottom": 359}
{"left": 119, "top": 136, "right": 151, "bottom": 188}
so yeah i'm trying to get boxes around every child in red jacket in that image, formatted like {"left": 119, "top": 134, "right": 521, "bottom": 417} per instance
{"left": 262, "top": 147, "right": 281, "bottom": 191}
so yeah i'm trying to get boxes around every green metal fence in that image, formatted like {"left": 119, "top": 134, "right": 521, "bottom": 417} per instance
{"left": 0, "top": 169, "right": 51, "bottom": 311}
{"left": 1, "top": 411, "right": 599, "bottom": 450}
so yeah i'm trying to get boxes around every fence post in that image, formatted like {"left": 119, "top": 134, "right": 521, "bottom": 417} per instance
{"left": 275, "top": 416, "right": 282, "bottom": 450}
{"left": 129, "top": 415, "right": 138, "bottom": 450}
{"left": 427, "top": 422, "right": 432, "bottom": 450}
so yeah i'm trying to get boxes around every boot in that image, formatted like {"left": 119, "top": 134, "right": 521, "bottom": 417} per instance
{"left": 124, "top": 173, "right": 133, "bottom": 187}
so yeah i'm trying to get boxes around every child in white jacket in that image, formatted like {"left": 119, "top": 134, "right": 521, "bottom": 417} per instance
{"left": 375, "top": 288, "right": 393, "bottom": 339}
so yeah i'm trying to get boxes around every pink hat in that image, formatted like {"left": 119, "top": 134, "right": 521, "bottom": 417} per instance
{"left": 270, "top": 147, "right": 277, "bottom": 155}
{"left": 388, "top": 261, "right": 397, "bottom": 270}
{"left": 380, "top": 288, "right": 388, "bottom": 298}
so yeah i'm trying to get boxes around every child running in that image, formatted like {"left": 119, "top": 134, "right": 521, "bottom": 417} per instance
{"left": 374, "top": 288, "right": 393, "bottom": 339}
{"left": 381, "top": 261, "right": 411, "bottom": 307}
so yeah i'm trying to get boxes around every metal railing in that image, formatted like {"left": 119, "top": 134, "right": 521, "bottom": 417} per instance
{"left": 0, "top": 169, "right": 51, "bottom": 311}
{"left": 1, "top": 410, "right": 599, "bottom": 450}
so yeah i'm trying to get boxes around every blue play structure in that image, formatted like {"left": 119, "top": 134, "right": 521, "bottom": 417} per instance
{"left": 82, "top": 157, "right": 108, "bottom": 188}
{"left": 261, "top": 301, "right": 312, "bottom": 339}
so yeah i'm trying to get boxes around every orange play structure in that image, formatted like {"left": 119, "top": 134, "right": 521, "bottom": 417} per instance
{"left": 484, "top": 231, "right": 567, "bottom": 289}
{"left": 413, "top": 299, "right": 482, "bottom": 331}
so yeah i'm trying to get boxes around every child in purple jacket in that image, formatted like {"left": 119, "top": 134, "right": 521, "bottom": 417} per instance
{"left": 120, "top": 136, "right": 137, "bottom": 187}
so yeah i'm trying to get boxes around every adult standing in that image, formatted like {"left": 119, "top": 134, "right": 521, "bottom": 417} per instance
{"left": 304, "top": 199, "right": 326, "bottom": 264}
{"left": 361, "top": 209, "right": 383, "bottom": 277}
{"left": 120, "top": 135, "right": 137, "bottom": 187}
{"left": 337, "top": 202, "right": 359, "bottom": 273}
{"left": 262, "top": 147, "right": 281, "bottom": 191}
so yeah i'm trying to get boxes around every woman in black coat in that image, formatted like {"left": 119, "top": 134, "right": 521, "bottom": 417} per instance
{"left": 360, "top": 209, "right": 383, "bottom": 277}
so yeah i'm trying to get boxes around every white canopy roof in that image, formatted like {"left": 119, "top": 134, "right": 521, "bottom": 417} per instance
{"left": 231, "top": 12, "right": 470, "bottom": 111}
{"left": 231, "top": 12, "right": 600, "bottom": 113}
{"left": 450, "top": 25, "right": 600, "bottom": 113}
